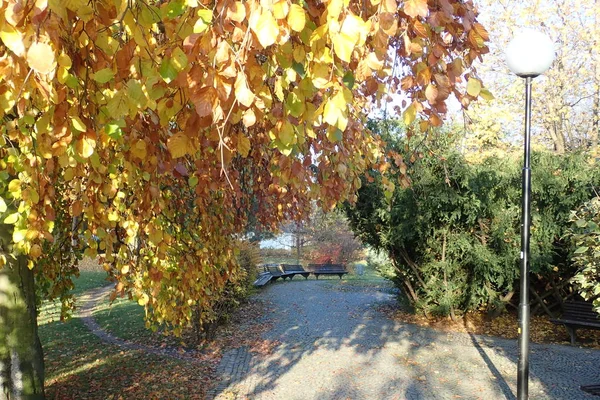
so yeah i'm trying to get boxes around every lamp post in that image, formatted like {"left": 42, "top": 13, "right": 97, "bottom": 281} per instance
{"left": 505, "top": 29, "right": 555, "bottom": 400}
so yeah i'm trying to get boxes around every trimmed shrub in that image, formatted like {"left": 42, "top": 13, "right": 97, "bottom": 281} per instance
{"left": 344, "top": 130, "right": 600, "bottom": 317}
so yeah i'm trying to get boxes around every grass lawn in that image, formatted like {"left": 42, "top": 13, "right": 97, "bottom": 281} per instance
{"left": 38, "top": 260, "right": 214, "bottom": 399}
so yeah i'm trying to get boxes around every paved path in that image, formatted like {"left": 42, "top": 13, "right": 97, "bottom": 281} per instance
{"left": 210, "top": 279, "right": 599, "bottom": 400}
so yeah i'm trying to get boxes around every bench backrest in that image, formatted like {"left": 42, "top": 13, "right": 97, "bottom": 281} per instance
{"left": 265, "top": 265, "right": 284, "bottom": 276}
{"left": 308, "top": 263, "right": 346, "bottom": 272}
{"left": 562, "top": 301, "right": 600, "bottom": 322}
{"left": 281, "top": 264, "right": 305, "bottom": 272}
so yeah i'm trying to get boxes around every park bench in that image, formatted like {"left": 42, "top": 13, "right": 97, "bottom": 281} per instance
{"left": 280, "top": 264, "right": 310, "bottom": 280}
{"left": 581, "top": 384, "right": 600, "bottom": 396}
{"left": 308, "top": 263, "right": 348, "bottom": 279}
{"left": 253, "top": 271, "right": 273, "bottom": 287}
{"left": 264, "top": 265, "right": 286, "bottom": 281}
{"left": 550, "top": 300, "right": 600, "bottom": 345}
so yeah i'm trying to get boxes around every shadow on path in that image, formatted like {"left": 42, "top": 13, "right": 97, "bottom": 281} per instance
{"left": 210, "top": 279, "right": 599, "bottom": 400}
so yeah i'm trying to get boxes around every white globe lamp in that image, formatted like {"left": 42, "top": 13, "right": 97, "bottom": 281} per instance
{"left": 505, "top": 29, "right": 555, "bottom": 77}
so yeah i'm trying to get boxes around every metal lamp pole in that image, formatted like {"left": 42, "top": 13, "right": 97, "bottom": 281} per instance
{"left": 517, "top": 75, "right": 533, "bottom": 400}
{"left": 505, "top": 28, "right": 555, "bottom": 400}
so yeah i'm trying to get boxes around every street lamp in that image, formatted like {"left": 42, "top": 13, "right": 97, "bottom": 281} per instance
{"left": 505, "top": 28, "right": 555, "bottom": 400}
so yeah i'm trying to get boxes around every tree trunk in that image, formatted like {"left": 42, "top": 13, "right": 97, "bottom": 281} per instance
{"left": 0, "top": 225, "right": 45, "bottom": 399}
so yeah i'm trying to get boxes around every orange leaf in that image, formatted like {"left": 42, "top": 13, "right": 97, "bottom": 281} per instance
{"left": 404, "top": 0, "right": 428, "bottom": 18}
{"left": 192, "top": 86, "right": 218, "bottom": 118}
{"left": 473, "top": 23, "right": 489, "bottom": 42}
{"left": 27, "top": 42, "right": 55, "bottom": 74}
{"left": 237, "top": 134, "right": 251, "bottom": 157}
{"left": 227, "top": 2, "right": 246, "bottom": 22}
{"left": 425, "top": 84, "right": 438, "bottom": 105}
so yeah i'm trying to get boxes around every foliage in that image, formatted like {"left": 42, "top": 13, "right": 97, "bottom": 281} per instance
{"left": 463, "top": 0, "right": 600, "bottom": 154}
{"left": 304, "top": 208, "right": 364, "bottom": 264}
{"left": 237, "top": 240, "right": 261, "bottom": 287}
{"left": 0, "top": 0, "right": 489, "bottom": 338}
{"left": 344, "top": 124, "right": 600, "bottom": 316}
{"left": 568, "top": 197, "right": 600, "bottom": 313}
{"left": 366, "top": 248, "right": 395, "bottom": 280}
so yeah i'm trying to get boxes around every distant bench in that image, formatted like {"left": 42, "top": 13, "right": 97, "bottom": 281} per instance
{"left": 308, "top": 263, "right": 348, "bottom": 279}
{"left": 550, "top": 300, "right": 600, "bottom": 345}
{"left": 280, "top": 264, "right": 310, "bottom": 280}
{"left": 252, "top": 264, "right": 310, "bottom": 286}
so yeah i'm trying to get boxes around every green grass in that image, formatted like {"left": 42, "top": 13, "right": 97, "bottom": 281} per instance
{"left": 38, "top": 264, "right": 211, "bottom": 399}
{"left": 39, "top": 315, "right": 210, "bottom": 399}
{"left": 71, "top": 270, "right": 112, "bottom": 295}
{"left": 93, "top": 297, "right": 163, "bottom": 344}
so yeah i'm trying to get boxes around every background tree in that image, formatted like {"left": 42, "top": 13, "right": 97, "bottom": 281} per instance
{"left": 460, "top": 0, "right": 600, "bottom": 154}
{"left": 0, "top": 0, "right": 488, "bottom": 396}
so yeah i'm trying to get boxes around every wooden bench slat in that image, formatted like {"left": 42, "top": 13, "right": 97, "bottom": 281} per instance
{"left": 551, "top": 301, "right": 600, "bottom": 345}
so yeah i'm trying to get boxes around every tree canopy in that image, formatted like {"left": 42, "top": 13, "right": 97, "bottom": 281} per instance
{"left": 0, "top": 0, "right": 489, "bottom": 332}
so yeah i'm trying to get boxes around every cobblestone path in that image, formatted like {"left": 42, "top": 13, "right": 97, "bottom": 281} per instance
{"left": 209, "top": 279, "right": 599, "bottom": 400}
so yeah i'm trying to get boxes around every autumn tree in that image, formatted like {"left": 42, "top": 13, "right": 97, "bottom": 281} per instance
{"left": 461, "top": 0, "right": 600, "bottom": 155}
{"left": 0, "top": 0, "right": 488, "bottom": 396}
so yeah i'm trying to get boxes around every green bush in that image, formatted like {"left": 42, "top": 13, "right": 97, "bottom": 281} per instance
{"left": 567, "top": 197, "right": 600, "bottom": 312}
{"left": 344, "top": 127, "right": 600, "bottom": 316}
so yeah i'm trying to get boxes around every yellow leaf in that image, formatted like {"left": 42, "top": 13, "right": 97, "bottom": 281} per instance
{"left": 138, "top": 293, "right": 149, "bottom": 306}
{"left": 0, "top": 197, "right": 6, "bottom": 213}
{"left": 340, "top": 14, "right": 366, "bottom": 47}
{"left": 238, "top": 134, "right": 251, "bottom": 157}
{"left": 193, "top": 9, "right": 213, "bottom": 33}
{"left": 64, "top": 0, "right": 86, "bottom": 11}
{"left": 27, "top": 42, "right": 56, "bottom": 74}
{"left": 466, "top": 77, "right": 482, "bottom": 97}
{"left": 234, "top": 73, "right": 255, "bottom": 107}
{"left": 327, "top": 0, "right": 343, "bottom": 20}
{"left": 8, "top": 179, "right": 21, "bottom": 193}
{"left": 107, "top": 90, "right": 128, "bottom": 118}
{"left": 323, "top": 98, "right": 339, "bottom": 126}
{"left": 273, "top": 0, "right": 289, "bottom": 19}
{"left": 13, "top": 229, "right": 27, "bottom": 243}
{"left": 331, "top": 32, "right": 355, "bottom": 63}
{"left": 287, "top": 4, "right": 306, "bottom": 32}
{"left": 171, "top": 47, "right": 188, "bottom": 72}
{"left": 76, "top": 137, "right": 95, "bottom": 158}
{"left": 311, "top": 63, "right": 330, "bottom": 89}
{"left": 480, "top": 88, "right": 494, "bottom": 101}
{"left": 403, "top": 103, "right": 417, "bottom": 126}
{"left": 131, "top": 139, "right": 147, "bottom": 159}
{"left": 71, "top": 116, "right": 86, "bottom": 132}
{"left": 425, "top": 84, "right": 438, "bottom": 104}
{"left": 279, "top": 121, "right": 295, "bottom": 145}
{"left": 168, "top": 132, "right": 190, "bottom": 158}
{"left": 3, "top": 213, "right": 19, "bottom": 224}
{"left": 251, "top": 9, "right": 279, "bottom": 48}
{"left": 0, "top": 24, "right": 25, "bottom": 56}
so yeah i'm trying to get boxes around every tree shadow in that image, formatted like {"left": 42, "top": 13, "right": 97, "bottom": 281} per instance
{"left": 211, "top": 279, "right": 600, "bottom": 399}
